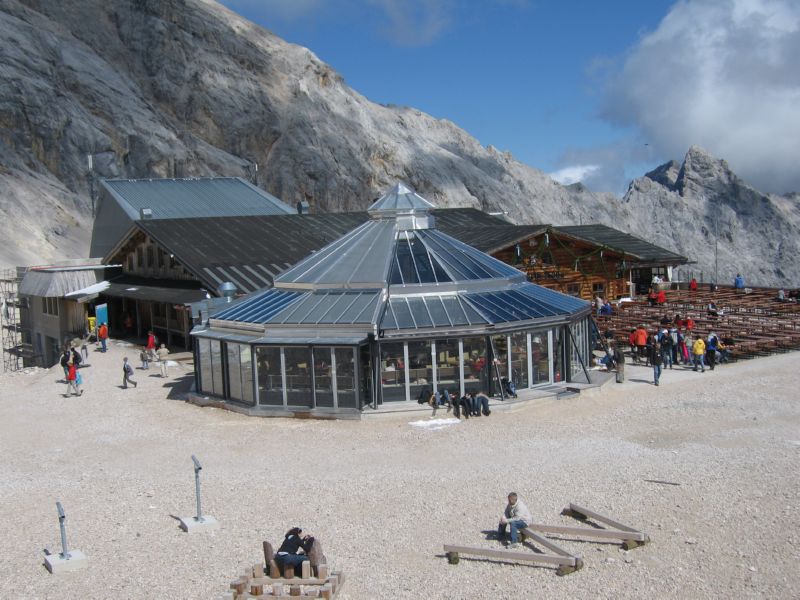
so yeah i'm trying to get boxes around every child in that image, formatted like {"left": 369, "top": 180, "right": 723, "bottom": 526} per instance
{"left": 140, "top": 346, "right": 150, "bottom": 370}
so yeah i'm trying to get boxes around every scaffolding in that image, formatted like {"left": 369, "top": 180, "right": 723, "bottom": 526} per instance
{"left": 1, "top": 267, "right": 24, "bottom": 373}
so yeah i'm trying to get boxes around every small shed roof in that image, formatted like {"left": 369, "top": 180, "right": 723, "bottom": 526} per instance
{"left": 101, "top": 177, "right": 294, "bottom": 220}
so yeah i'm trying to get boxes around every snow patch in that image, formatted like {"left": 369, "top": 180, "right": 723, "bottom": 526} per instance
{"left": 409, "top": 418, "right": 460, "bottom": 431}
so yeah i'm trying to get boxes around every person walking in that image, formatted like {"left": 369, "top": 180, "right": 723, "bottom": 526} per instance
{"left": 692, "top": 336, "right": 706, "bottom": 373}
{"left": 140, "top": 346, "right": 150, "bottom": 370}
{"left": 156, "top": 343, "right": 170, "bottom": 378}
{"left": 146, "top": 331, "right": 157, "bottom": 361}
{"left": 659, "top": 327, "right": 673, "bottom": 369}
{"left": 498, "top": 492, "right": 532, "bottom": 547}
{"left": 98, "top": 322, "right": 109, "bottom": 352}
{"left": 122, "top": 357, "right": 137, "bottom": 388}
{"left": 59, "top": 348, "right": 71, "bottom": 382}
{"left": 650, "top": 342, "right": 663, "bottom": 386}
{"left": 64, "top": 361, "right": 82, "bottom": 396}
{"left": 611, "top": 341, "right": 625, "bottom": 383}
{"left": 706, "top": 333, "right": 718, "bottom": 371}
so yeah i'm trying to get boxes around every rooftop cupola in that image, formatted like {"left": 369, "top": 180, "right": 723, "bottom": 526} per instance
{"left": 367, "top": 182, "right": 436, "bottom": 230}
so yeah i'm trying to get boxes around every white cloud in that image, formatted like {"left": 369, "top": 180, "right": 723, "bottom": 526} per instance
{"left": 550, "top": 164, "right": 600, "bottom": 186}
{"left": 368, "top": 0, "right": 454, "bottom": 47}
{"left": 600, "top": 0, "right": 800, "bottom": 194}
{"left": 221, "top": 0, "right": 326, "bottom": 21}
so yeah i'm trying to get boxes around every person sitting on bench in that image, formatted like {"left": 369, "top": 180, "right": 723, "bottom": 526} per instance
{"left": 498, "top": 492, "right": 532, "bottom": 547}
{"left": 275, "top": 527, "right": 315, "bottom": 575}
{"left": 470, "top": 391, "right": 491, "bottom": 416}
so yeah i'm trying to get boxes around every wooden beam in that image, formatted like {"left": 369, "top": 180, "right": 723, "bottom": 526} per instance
{"left": 443, "top": 544, "right": 577, "bottom": 567}
{"left": 527, "top": 522, "right": 647, "bottom": 542}
{"left": 567, "top": 503, "right": 641, "bottom": 534}
{"left": 520, "top": 528, "right": 575, "bottom": 557}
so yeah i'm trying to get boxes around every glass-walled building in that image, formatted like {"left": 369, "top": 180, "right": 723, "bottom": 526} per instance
{"left": 192, "top": 183, "right": 592, "bottom": 417}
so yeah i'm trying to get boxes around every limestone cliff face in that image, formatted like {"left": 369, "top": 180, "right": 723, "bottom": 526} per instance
{"left": 620, "top": 146, "right": 800, "bottom": 286}
{"left": 0, "top": 1, "right": 797, "bottom": 286}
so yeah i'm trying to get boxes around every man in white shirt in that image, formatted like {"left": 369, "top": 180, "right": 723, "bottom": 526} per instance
{"left": 498, "top": 492, "right": 533, "bottom": 547}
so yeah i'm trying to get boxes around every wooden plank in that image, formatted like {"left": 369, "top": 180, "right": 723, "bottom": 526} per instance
{"left": 443, "top": 544, "right": 576, "bottom": 567}
{"left": 568, "top": 503, "right": 641, "bottom": 533}
{"left": 520, "top": 528, "right": 575, "bottom": 557}
{"left": 301, "top": 561, "right": 311, "bottom": 579}
{"left": 528, "top": 522, "right": 646, "bottom": 542}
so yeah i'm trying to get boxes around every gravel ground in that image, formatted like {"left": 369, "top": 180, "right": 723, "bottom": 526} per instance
{"left": 0, "top": 340, "right": 798, "bottom": 600}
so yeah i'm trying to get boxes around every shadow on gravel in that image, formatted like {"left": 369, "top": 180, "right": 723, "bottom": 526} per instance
{"left": 164, "top": 374, "right": 194, "bottom": 401}
{"left": 628, "top": 378, "right": 655, "bottom": 384}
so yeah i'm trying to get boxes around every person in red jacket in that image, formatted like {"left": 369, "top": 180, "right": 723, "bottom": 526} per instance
{"left": 146, "top": 330, "right": 157, "bottom": 360}
{"left": 656, "top": 289, "right": 667, "bottom": 304}
{"left": 65, "top": 361, "right": 82, "bottom": 397}
{"left": 98, "top": 322, "right": 108, "bottom": 353}
{"left": 689, "top": 278, "right": 698, "bottom": 292}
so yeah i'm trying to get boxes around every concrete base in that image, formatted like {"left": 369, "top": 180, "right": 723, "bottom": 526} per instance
{"left": 45, "top": 550, "right": 88, "bottom": 573}
{"left": 178, "top": 515, "right": 219, "bottom": 532}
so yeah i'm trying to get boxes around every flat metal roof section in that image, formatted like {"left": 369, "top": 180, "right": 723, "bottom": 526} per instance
{"left": 269, "top": 291, "right": 382, "bottom": 325}
{"left": 554, "top": 224, "right": 688, "bottom": 264}
{"left": 211, "top": 288, "right": 303, "bottom": 323}
{"left": 102, "top": 177, "right": 293, "bottom": 220}
{"left": 516, "top": 282, "right": 590, "bottom": 314}
{"left": 381, "top": 294, "right": 489, "bottom": 330}
{"left": 274, "top": 220, "right": 396, "bottom": 289}
{"left": 368, "top": 182, "right": 436, "bottom": 214}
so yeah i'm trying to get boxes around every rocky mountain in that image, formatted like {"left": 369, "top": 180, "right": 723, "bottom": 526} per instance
{"left": 0, "top": 0, "right": 797, "bottom": 286}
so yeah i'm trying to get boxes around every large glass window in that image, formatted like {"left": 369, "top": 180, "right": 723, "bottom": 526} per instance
{"left": 335, "top": 347, "right": 357, "bottom": 408}
{"left": 408, "top": 340, "right": 433, "bottom": 402}
{"left": 240, "top": 345, "right": 254, "bottom": 405}
{"left": 227, "top": 343, "right": 242, "bottom": 401}
{"left": 530, "top": 332, "right": 550, "bottom": 385}
{"left": 314, "top": 347, "right": 334, "bottom": 408}
{"left": 210, "top": 341, "right": 224, "bottom": 397}
{"left": 435, "top": 338, "right": 459, "bottom": 396}
{"left": 256, "top": 346, "right": 282, "bottom": 406}
{"left": 491, "top": 335, "right": 508, "bottom": 395}
{"left": 510, "top": 332, "right": 529, "bottom": 388}
{"left": 284, "top": 347, "right": 312, "bottom": 407}
{"left": 226, "top": 344, "right": 254, "bottom": 406}
{"left": 379, "top": 341, "right": 407, "bottom": 402}
{"left": 462, "top": 336, "right": 488, "bottom": 394}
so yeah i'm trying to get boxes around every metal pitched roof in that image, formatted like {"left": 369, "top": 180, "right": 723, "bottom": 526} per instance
{"left": 368, "top": 182, "right": 436, "bottom": 213}
{"left": 101, "top": 177, "right": 293, "bottom": 220}
{"left": 554, "top": 224, "right": 688, "bottom": 264}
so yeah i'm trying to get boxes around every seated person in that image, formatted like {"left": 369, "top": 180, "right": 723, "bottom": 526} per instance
{"left": 275, "top": 527, "right": 314, "bottom": 575}
{"left": 656, "top": 289, "right": 667, "bottom": 304}
{"left": 707, "top": 302, "right": 720, "bottom": 317}
{"left": 416, "top": 386, "right": 431, "bottom": 404}
{"left": 470, "top": 392, "right": 491, "bottom": 416}
{"left": 498, "top": 492, "right": 532, "bottom": 546}
{"left": 600, "top": 301, "right": 613, "bottom": 316}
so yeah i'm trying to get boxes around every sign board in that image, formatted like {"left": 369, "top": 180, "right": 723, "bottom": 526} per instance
{"left": 95, "top": 303, "right": 108, "bottom": 329}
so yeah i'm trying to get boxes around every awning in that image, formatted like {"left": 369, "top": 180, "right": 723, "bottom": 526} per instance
{"left": 101, "top": 282, "right": 207, "bottom": 305}
{"left": 191, "top": 328, "right": 262, "bottom": 344}
{"left": 65, "top": 281, "right": 111, "bottom": 303}
{"left": 252, "top": 335, "right": 367, "bottom": 346}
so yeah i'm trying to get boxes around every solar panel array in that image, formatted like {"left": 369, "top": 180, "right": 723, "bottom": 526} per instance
{"left": 212, "top": 288, "right": 302, "bottom": 323}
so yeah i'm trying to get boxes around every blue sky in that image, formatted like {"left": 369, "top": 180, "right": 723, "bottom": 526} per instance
{"left": 219, "top": 0, "right": 800, "bottom": 194}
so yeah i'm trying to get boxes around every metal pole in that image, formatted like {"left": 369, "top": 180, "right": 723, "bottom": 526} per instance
{"left": 56, "top": 501, "right": 70, "bottom": 559}
{"left": 191, "top": 455, "right": 203, "bottom": 522}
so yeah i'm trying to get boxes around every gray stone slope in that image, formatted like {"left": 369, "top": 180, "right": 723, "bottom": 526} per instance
{"left": 0, "top": 0, "right": 796, "bottom": 286}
